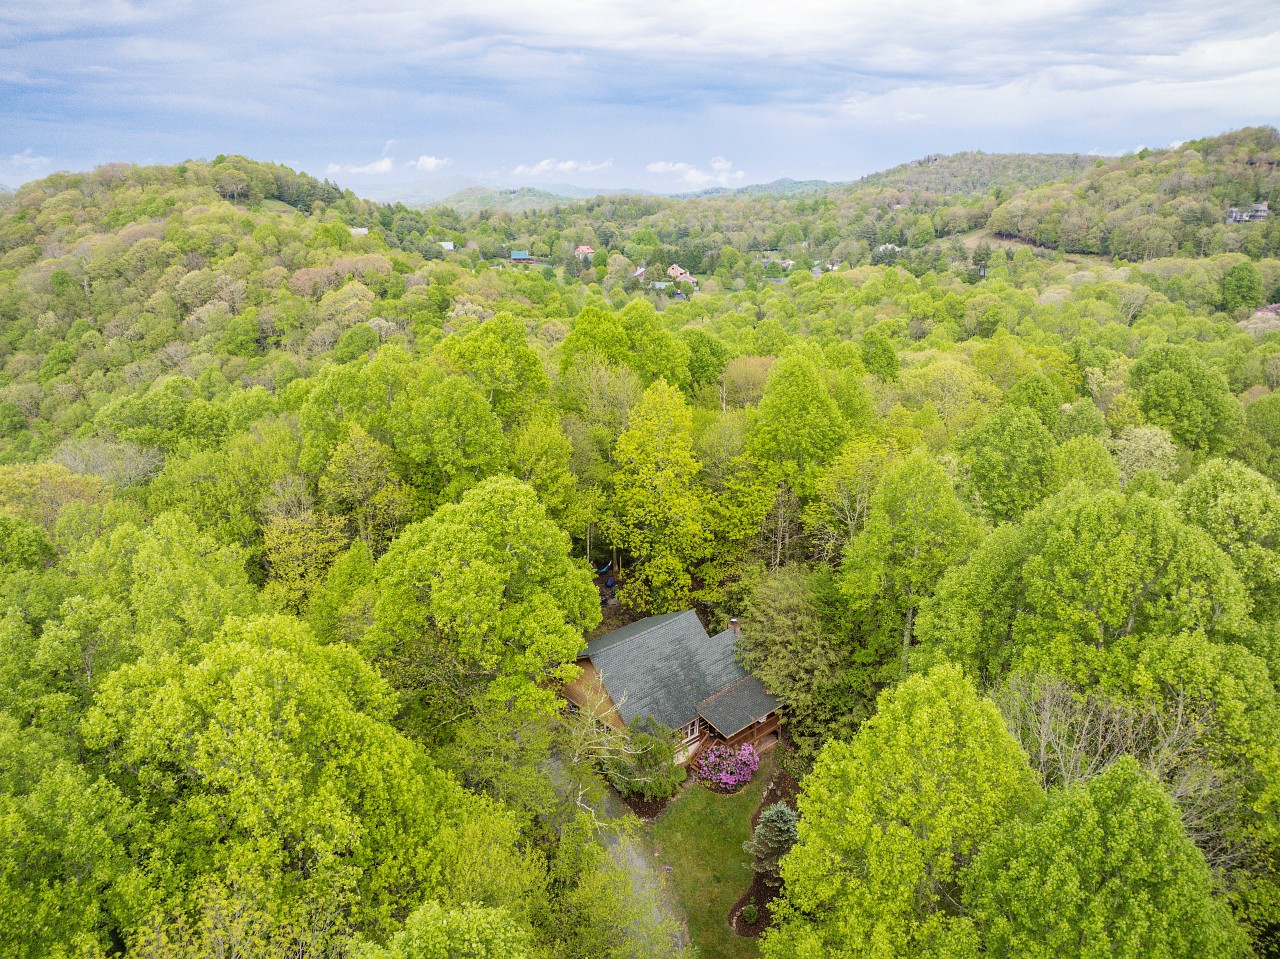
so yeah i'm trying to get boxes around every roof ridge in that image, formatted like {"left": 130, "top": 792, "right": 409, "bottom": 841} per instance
{"left": 698, "top": 674, "right": 754, "bottom": 708}
{"left": 588, "top": 608, "right": 701, "bottom": 652}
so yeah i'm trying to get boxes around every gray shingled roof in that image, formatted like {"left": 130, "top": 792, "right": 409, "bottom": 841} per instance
{"left": 698, "top": 675, "right": 781, "bottom": 738}
{"left": 584, "top": 610, "right": 755, "bottom": 730}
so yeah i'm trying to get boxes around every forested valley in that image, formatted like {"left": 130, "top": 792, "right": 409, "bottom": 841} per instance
{"left": 1, "top": 126, "right": 1280, "bottom": 958}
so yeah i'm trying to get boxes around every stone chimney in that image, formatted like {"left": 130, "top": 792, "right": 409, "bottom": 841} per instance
{"left": 729, "top": 617, "right": 740, "bottom": 636}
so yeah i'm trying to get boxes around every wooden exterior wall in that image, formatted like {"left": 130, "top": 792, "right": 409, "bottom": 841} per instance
{"left": 561, "top": 659, "right": 626, "bottom": 731}
{"left": 685, "top": 712, "right": 781, "bottom": 765}
{"left": 725, "top": 712, "right": 781, "bottom": 750}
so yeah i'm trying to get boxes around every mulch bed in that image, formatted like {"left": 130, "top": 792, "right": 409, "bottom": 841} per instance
{"left": 752, "top": 766, "right": 801, "bottom": 827}
{"left": 728, "top": 764, "right": 804, "bottom": 937}
{"left": 729, "top": 871, "right": 779, "bottom": 938}
{"left": 606, "top": 775, "right": 694, "bottom": 821}
{"left": 613, "top": 788, "right": 674, "bottom": 820}
{"left": 695, "top": 778, "right": 753, "bottom": 797}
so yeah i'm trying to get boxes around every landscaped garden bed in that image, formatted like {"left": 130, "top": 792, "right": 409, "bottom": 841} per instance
{"left": 693, "top": 742, "right": 760, "bottom": 793}
{"left": 729, "top": 872, "right": 777, "bottom": 938}
{"left": 607, "top": 779, "right": 682, "bottom": 820}
{"left": 730, "top": 750, "right": 802, "bottom": 939}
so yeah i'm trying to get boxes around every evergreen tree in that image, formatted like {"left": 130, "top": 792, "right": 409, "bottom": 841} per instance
{"left": 743, "top": 802, "right": 799, "bottom": 888}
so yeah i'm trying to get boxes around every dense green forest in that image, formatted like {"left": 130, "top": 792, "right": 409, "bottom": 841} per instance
{"left": 2, "top": 128, "right": 1280, "bottom": 957}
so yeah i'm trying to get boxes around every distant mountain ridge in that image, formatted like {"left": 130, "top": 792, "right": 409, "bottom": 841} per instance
{"left": 407, "top": 153, "right": 1109, "bottom": 211}
{"left": 672, "top": 177, "right": 837, "bottom": 199}
{"left": 984, "top": 126, "right": 1280, "bottom": 259}
{"left": 420, "top": 176, "right": 836, "bottom": 210}
{"left": 846, "top": 150, "right": 1101, "bottom": 197}
{"left": 289, "top": 151, "right": 1124, "bottom": 212}
{"left": 422, "top": 185, "right": 648, "bottom": 213}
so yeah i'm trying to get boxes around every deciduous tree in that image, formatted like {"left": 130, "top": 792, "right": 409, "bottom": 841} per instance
{"left": 765, "top": 665, "right": 1041, "bottom": 958}
{"left": 964, "top": 758, "right": 1247, "bottom": 959}
{"left": 604, "top": 380, "right": 709, "bottom": 613}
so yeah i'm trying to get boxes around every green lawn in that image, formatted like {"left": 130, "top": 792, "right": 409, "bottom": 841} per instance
{"left": 647, "top": 752, "right": 775, "bottom": 959}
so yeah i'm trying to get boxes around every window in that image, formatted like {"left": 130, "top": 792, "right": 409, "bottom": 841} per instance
{"left": 678, "top": 718, "right": 701, "bottom": 744}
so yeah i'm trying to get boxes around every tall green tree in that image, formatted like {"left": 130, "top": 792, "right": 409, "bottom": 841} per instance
{"left": 860, "top": 329, "right": 899, "bottom": 382}
{"left": 604, "top": 380, "right": 709, "bottom": 613}
{"left": 1129, "top": 344, "right": 1243, "bottom": 454}
{"left": 436, "top": 312, "right": 549, "bottom": 425}
{"left": 354, "top": 900, "right": 533, "bottom": 959}
{"left": 748, "top": 352, "right": 849, "bottom": 502}
{"left": 82, "top": 614, "right": 543, "bottom": 948}
{"left": 319, "top": 423, "right": 415, "bottom": 552}
{"left": 765, "top": 664, "right": 1042, "bottom": 959}
{"left": 842, "top": 450, "right": 984, "bottom": 673}
{"left": 1177, "top": 457, "right": 1280, "bottom": 620}
{"left": 0, "top": 718, "right": 140, "bottom": 959}
{"left": 964, "top": 758, "right": 1247, "bottom": 959}
{"left": 1222, "top": 261, "right": 1264, "bottom": 313}
{"left": 508, "top": 407, "right": 591, "bottom": 539}
{"left": 917, "top": 487, "right": 1249, "bottom": 685}
{"left": 262, "top": 509, "right": 350, "bottom": 614}
{"left": 739, "top": 565, "right": 863, "bottom": 751}
{"left": 960, "top": 405, "right": 1057, "bottom": 523}
{"left": 371, "top": 476, "right": 600, "bottom": 718}
{"left": 388, "top": 375, "right": 508, "bottom": 508}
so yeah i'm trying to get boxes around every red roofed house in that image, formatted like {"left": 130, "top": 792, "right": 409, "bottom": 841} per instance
{"left": 663, "top": 263, "right": 698, "bottom": 288}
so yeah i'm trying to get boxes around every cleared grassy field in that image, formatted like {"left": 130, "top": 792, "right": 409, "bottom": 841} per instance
{"left": 646, "top": 752, "right": 775, "bottom": 959}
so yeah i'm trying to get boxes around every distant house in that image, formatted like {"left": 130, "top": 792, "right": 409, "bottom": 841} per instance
{"left": 439, "top": 241, "right": 455, "bottom": 252}
{"left": 575, "top": 244, "right": 595, "bottom": 259}
{"left": 634, "top": 266, "right": 647, "bottom": 280}
{"left": 510, "top": 250, "right": 534, "bottom": 263}
{"left": 1227, "top": 203, "right": 1270, "bottom": 223}
{"left": 349, "top": 227, "right": 369, "bottom": 236}
{"left": 562, "top": 610, "right": 781, "bottom": 762}
{"left": 665, "top": 263, "right": 699, "bottom": 287}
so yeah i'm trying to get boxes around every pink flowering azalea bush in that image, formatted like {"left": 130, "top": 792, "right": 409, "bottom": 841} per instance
{"left": 694, "top": 743, "right": 759, "bottom": 791}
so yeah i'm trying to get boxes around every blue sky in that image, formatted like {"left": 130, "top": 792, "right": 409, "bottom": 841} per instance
{"left": 3, "top": 1, "right": 1279, "bottom": 199}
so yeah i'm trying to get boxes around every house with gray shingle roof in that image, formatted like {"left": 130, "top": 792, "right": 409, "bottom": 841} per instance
{"left": 562, "top": 609, "right": 781, "bottom": 762}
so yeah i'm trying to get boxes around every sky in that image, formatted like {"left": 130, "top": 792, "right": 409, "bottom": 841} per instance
{"left": 3, "top": 1, "right": 1280, "bottom": 200}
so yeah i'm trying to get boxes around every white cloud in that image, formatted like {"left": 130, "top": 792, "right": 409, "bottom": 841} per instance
{"left": 0, "top": 149, "right": 53, "bottom": 184}
{"left": 325, "top": 157, "right": 395, "bottom": 175}
{"left": 6, "top": 0, "right": 1280, "bottom": 188}
{"left": 839, "top": 94, "right": 927, "bottom": 123}
{"left": 511, "top": 157, "right": 612, "bottom": 176}
{"left": 646, "top": 156, "right": 746, "bottom": 189}
{"left": 407, "top": 154, "right": 451, "bottom": 171}
{"left": 334, "top": 0, "right": 1111, "bottom": 64}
